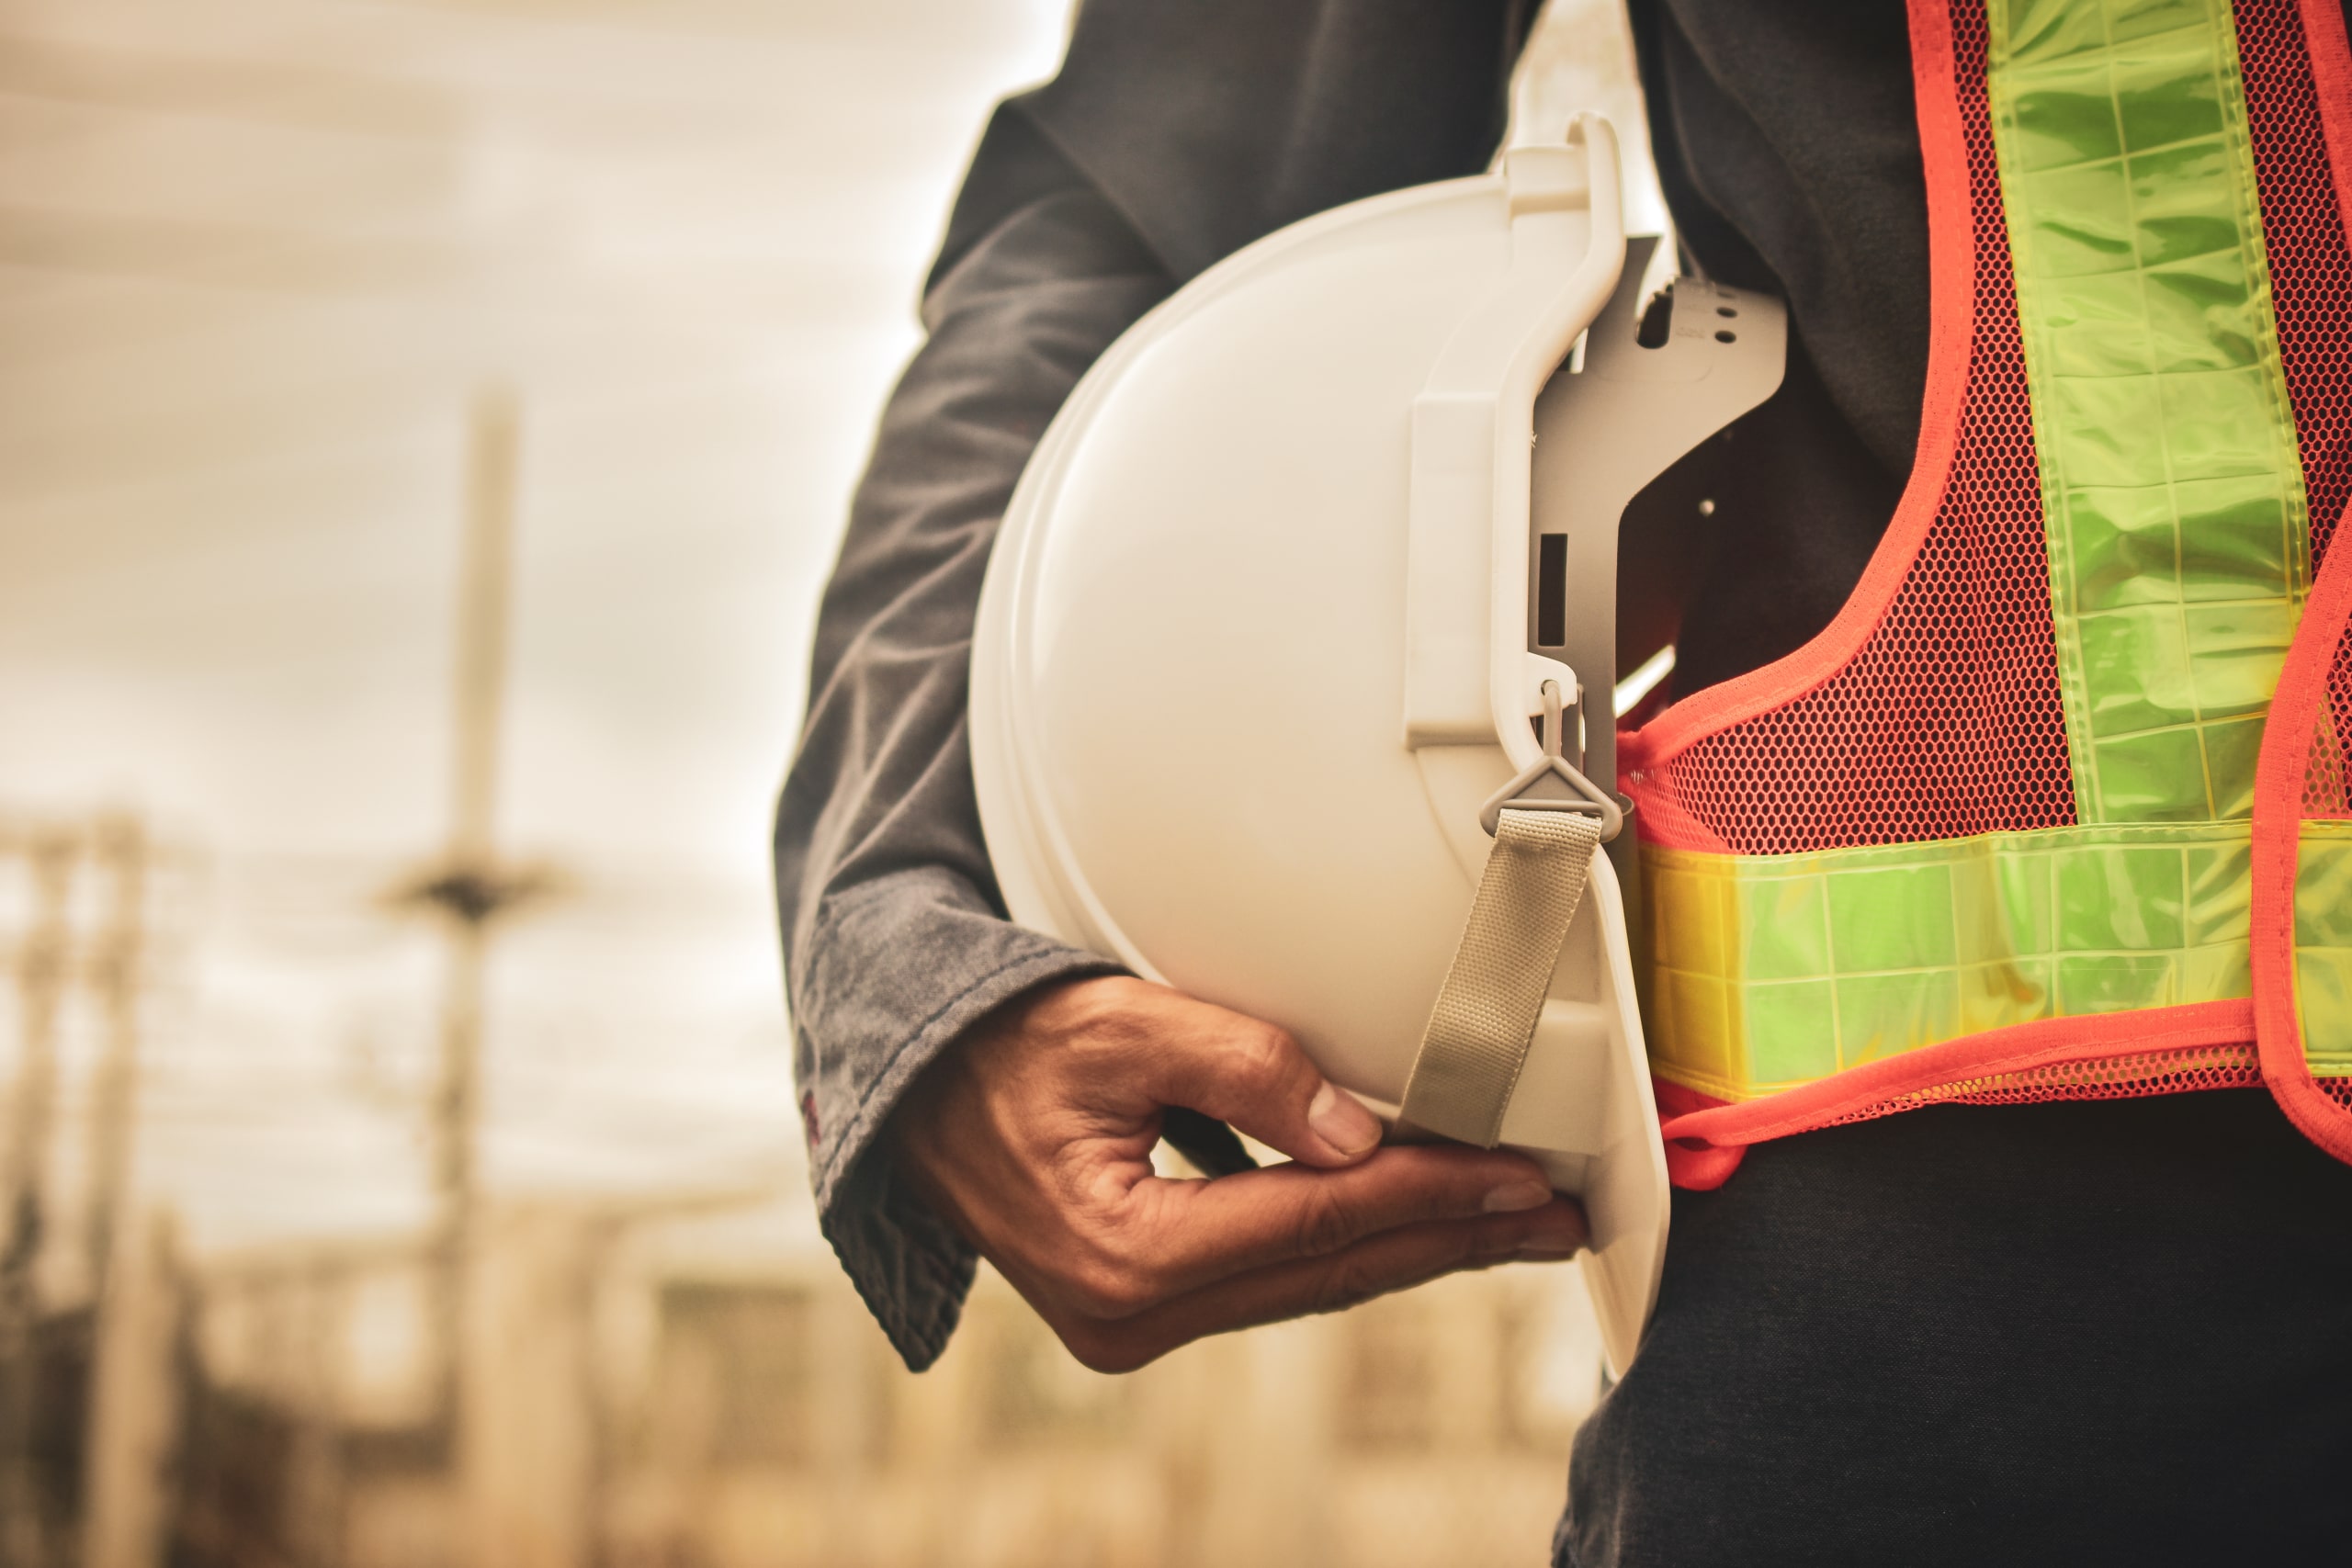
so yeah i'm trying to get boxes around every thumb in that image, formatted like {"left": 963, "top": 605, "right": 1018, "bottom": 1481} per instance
{"left": 1137, "top": 1000, "right": 1385, "bottom": 1169}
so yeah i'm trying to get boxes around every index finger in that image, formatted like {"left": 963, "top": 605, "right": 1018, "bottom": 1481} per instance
{"left": 1058, "top": 1196, "right": 1589, "bottom": 1373}
{"left": 1107, "top": 1140, "right": 1558, "bottom": 1306}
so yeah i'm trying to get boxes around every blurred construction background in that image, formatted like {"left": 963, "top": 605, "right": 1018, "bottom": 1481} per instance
{"left": 0, "top": 1, "right": 1663, "bottom": 1563}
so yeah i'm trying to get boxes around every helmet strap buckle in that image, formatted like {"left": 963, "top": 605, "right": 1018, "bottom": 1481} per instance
{"left": 1477, "top": 679, "right": 1624, "bottom": 840}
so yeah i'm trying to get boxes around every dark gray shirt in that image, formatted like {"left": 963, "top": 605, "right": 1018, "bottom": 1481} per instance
{"left": 778, "top": 3, "right": 2352, "bottom": 1561}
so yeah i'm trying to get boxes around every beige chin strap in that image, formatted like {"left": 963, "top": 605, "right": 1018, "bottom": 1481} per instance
{"left": 1398, "top": 804, "right": 1604, "bottom": 1147}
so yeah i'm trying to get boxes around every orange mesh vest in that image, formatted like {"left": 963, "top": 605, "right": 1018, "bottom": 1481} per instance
{"left": 1618, "top": 0, "right": 2352, "bottom": 1186}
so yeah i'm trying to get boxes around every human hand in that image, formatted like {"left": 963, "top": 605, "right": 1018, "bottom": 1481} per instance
{"left": 888, "top": 974, "right": 1587, "bottom": 1371}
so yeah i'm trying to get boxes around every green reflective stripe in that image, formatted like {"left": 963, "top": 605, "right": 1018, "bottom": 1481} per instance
{"left": 1989, "top": 0, "right": 2310, "bottom": 824}
{"left": 1644, "top": 825, "right": 2252, "bottom": 1100}
{"left": 2293, "top": 822, "right": 2352, "bottom": 1074}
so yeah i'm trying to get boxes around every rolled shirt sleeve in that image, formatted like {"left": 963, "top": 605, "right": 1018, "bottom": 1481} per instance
{"left": 777, "top": 147, "right": 1169, "bottom": 1368}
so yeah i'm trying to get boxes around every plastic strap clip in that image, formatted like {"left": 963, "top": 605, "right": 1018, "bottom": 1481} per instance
{"left": 1477, "top": 679, "right": 1623, "bottom": 840}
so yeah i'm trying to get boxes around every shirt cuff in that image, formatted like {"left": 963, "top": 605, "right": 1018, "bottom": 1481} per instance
{"left": 797, "top": 865, "right": 1125, "bottom": 1368}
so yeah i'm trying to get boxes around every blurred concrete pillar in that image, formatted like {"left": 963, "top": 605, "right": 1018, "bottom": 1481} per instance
{"left": 82, "top": 816, "right": 150, "bottom": 1312}
{"left": 806, "top": 1277, "right": 885, "bottom": 1564}
{"left": 462, "top": 1206, "right": 594, "bottom": 1568}
{"left": 1, "top": 831, "right": 76, "bottom": 1568}
{"left": 79, "top": 1211, "right": 185, "bottom": 1568}
{"left": 284, "top": 1267, "right": 350, "bottom": 1568}
{"left": 1430, "top": 1278, "right": 1503, "bottom": 1452}
{"left": 1191, "top": 1319, "right": 1328, "bottom": 1568}
{"left": 888, "top": 1286, "right": 978, "bottom": 1565}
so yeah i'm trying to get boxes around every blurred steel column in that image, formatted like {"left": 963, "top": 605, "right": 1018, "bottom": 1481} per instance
{"left": 81, "top": 817, "right": 148, "bottom": 1310}
{"left": 432, "top": 385, "right": 517, "bottom": 1463}
{"left": 392, "top": 386, "right": 550, "bottom": 1489}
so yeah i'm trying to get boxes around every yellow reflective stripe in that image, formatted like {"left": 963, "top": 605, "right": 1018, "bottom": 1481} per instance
{"left": 2292, "top": 821, "right": 2352, "bottom": 1074}
{"left": 1989, "top": 0, "right": 2310, "bottom": 823}
{"left": 1643, "top": 825, "right": 2253, "bottom": 1101}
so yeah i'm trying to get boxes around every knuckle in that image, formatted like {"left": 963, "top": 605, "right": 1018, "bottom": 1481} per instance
{"left": 1063, "top": 1252, "right": 1158, "bottom": 1321}
{"left": 1290, "top": 1182, "right": 1361, "bottom": 1259}
{"left": 1311, "top": 1226, "right": 1484, "bottom": 1315}
{"left": 1228, "top": 1022, "right": 1298, "bottom": 1087}
{"left": 1308, "top": 1255, "right": 1388, "bottom": 1317}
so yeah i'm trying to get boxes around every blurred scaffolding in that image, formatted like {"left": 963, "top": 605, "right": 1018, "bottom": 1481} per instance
{"left": 0, "top": 0, "right": 1661, "bottom": 1562}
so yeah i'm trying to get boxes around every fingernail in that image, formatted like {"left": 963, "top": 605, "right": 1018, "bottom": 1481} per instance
{"left": 1308, "top": 1082, "right": 1381, "bottom": 1157}
{"left": 1482, "top": 1179, "right": 1552, "bottom": 1213}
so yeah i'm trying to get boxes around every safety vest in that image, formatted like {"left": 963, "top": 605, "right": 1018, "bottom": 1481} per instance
{"left": 1623, "top": 0, "right": 2352, "bottom": 1184}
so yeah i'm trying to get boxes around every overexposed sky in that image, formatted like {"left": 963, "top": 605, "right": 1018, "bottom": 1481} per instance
{"left": 0, "top": 0, "right": 1074, "bottom": 864}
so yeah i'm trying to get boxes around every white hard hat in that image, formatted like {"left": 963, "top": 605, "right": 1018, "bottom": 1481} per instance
{"left": 972, "top": 116, "right": 1784, "bottom": 1371}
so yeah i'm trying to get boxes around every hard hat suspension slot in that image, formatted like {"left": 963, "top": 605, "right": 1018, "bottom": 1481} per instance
{"left": 1536, "top": 533, "right": 1569, "bottom": 649}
